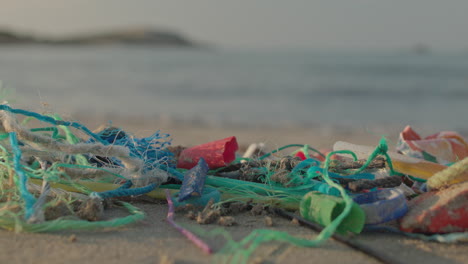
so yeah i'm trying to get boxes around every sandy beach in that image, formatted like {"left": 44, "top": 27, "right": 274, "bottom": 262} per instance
{"left": 1, "top": 115, "right": 466, "bottom": 264}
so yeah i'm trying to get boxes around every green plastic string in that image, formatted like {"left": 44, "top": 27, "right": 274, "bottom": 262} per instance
{"left": 0, "top": 202, "right": 144, "bottom": 232}
{"left": 0, "top": 133, "right": 11, "bottom": 141}
{"left": 30, "top": 127, "right": 60, "bottom": 139}
{"left": 347, "top": 137, "right": 399, "bottom": 176}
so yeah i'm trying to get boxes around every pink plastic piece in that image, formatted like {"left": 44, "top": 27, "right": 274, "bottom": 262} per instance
{"left": 177, "top": 136, "right": 239, "bottom": 169}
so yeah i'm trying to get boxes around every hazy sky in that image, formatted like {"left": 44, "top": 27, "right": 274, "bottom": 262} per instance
{"left": 2, "top": 0, "right": 468, "bottom": 50}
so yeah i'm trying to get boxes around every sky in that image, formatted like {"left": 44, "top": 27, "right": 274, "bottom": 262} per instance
{"left": 1, "top": 0, "right": 468, "bottom": 50}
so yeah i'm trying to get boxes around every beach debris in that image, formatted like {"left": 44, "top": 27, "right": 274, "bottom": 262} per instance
{"left": 427, "top": 157, "right": 468, "bottom": 190}
{"left": 44, "top": 200, "right": 75, "bottom": 221}
{"left": 397, "top": 125, "right": 468, "bottom": 165}
{"left": 178, "top": 158, "right": 209, "bottom": 202}
{"left": 328, "top": 156, "right": 386, "bottom": 172}
{"left": 334, "top": 140, "right": 449, "bottom": 181}
{"left": 400, "top": 181, "right": 468, "bottom": 234}
{"left": 196, "top": 199, "right": 221, "bottom": 225}
{"left": 353, "top": 188, "right": 408, "bottom": 225}
{"left": 300, "top": 191, "right": 365, "bottom": 235}
{"left": 177, "top": 136, "right": 239, "bottom": 169}
{"left": 220, "top": 202, "right": 251, "bottom": 215}
{"left": 291, "top": 218, "right": 300, "bottom": 226}
{"left": 185, "top": 210, "right": 196, "bottom": 220}
{"left": 218, "top": 216, "right": 236, "bottom": 226}
{"left": 165, "top": 190, "right": 212, "bottom": 254}
{"left": 68, "top": 234, "right": 77, "bottom": 243}
{"left": 76, "top": 198, "right": 104, "bottom": 221}
{"left": 348, "top": 176, "right": 402, "bottom": 192}
{"left": 0, "top": 103, "right": 467, "bottom": 263}
{"left": 241, "top": 143, "right": 266, "bottom": 162}
{"left": 250, "top": 203, "right": 267, "bottom": 216}
{"left": 264, "top": 216, "right": 273, "bottom": 227}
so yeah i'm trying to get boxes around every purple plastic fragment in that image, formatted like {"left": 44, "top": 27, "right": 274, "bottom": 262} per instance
{"left": 178, "top": 158, "right": 209, "bottom": 202}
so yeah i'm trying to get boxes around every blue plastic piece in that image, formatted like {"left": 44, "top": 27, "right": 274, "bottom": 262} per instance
{"left": 353, "top": 188, "right": 408, "bottom": 225}
{"left": 178, "top": 158, "right": 209, "bottom": 202}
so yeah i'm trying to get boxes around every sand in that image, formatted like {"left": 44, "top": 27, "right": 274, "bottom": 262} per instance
{"left": 1, "top": 116, "right": 467, "bottom": 264}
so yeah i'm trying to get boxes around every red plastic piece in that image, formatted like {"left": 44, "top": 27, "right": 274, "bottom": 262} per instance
{"left": 295, "top": 148, "right": 338, "bottom": 162}
{"left": 400, "top": 181, "right": 468, "bottom": 234}
{"left": 294, "top": 151, "right": 307, "bottom": 160}
{"left": 177, "top": 136, "right": 239, "bottom": 169}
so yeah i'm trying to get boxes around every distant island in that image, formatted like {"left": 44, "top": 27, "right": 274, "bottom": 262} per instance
{"left": 0, "top": 27, "right": 200, "bottom": 47}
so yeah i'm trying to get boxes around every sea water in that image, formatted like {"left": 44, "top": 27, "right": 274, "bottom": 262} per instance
{"left": 0, "top": 46, "right": 467, "bottom": 132}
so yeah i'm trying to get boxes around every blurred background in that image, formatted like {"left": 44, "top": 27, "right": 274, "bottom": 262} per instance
{"left": 0, "top": 0, "right": 467, "bottom": 142}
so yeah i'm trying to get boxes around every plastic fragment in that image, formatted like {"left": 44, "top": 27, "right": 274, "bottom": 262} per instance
{"left": 294, "top": 151, "right": 307, "bottom": 160}
{"left": 178, "top": 158, "right": 209, "bottom": 202}
{"left": 300, "top": 191, "right": 365, "bottom": 235}
{"left": 177, "top": 136, "right": 239, "bottom": 169}
{"left": 400, "top": 181, "right": 468, "bottom": 234}
{"left": 397, "top": 126, "right": 468, "bottom": 165}
{"left": 353, "top": 188, "right": 408, "bottom": 225}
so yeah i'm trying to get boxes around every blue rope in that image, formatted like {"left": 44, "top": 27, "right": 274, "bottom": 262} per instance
{"left": 0, "top": 105, "right": 106, "bottom": 145}
{"left": 116, "top": 180, "right": 133, "bottom": 190}
{"left": 9, "top": 132, "right": 36, "bottom": 219}
{"left": 158, "top": 164, "right": 185, "bottom": 181}
{"left": 91, "top": 183, "right": 157, "bottom": 199}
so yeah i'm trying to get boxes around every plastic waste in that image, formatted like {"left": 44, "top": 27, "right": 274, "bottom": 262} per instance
{"left": 400, "top": 181, "right": 468, "bottom": 234}
{"left": 353, "top": 188, "right": 408, "bottom": 225}
{"left": 178, "top": 158, "right": 209, "bottom": 202}
{"left": 177, "top": 136, "right": 238, "bottom": 169}
{"left": 397, "top": 126, "right": 468, "bottom": 165}
{"left": 300, "top": 191, "right": 365, "bottom": 235}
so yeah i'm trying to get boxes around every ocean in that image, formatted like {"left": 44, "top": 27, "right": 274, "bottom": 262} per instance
{"left": 0, "top": 46, "right": 467, "bottom": 133}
